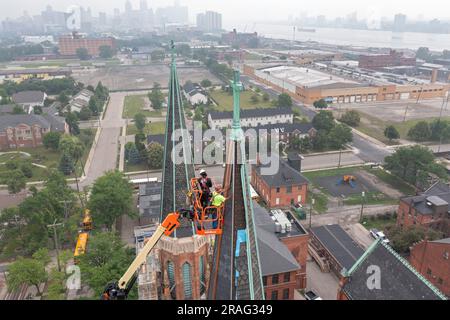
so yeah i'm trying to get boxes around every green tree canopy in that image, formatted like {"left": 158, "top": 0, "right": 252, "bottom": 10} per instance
{"left": 148, "top": 83, "right": 164, "bottom": 110}
{"left": 277, "top": 93, "right": 293, "bottom": 108}
{"left": 384, "top": 125, "right": 400, "bottom": 142}
{"left": 328, "top": 124, "right": 353, "bottom": 149}
{"left": 4, "top": 169, "right": 26, "bottom": 194}
{"left": 6, "top": 257, "right": 47, "bottom": 296}
{"left": 340, "top": 110, "right": 360, "bottom": 127}
{"left": 76, "top": 48, "right": 90, "bottom": 60}
{"left": 407, "top": 121, "right": 431, "bottom": 142}
{"left": 43, "top": 132, "right": 62, "bottom": 151}
{"left": 200, "top": 79, "right": 212, "bottom": 88}
{"left": 99, "top": 45, "right": 114, "bottom": 59}
{"left": 66, "top": 113, "right": 80, "bottom": 135}
{"left": 88, "top": 171, "right": 135, "bottom": 230}
{"left": 134, "top": 113, "right": 146, "bottom": 132}
{"left": 313, "top": 99, "right": 328, "bottom": 109}
{"left": 146, "top": 142, "right": 164, "bottom": 169}
{"left": 312, "top": 110, "right": 335, "bottom": 133}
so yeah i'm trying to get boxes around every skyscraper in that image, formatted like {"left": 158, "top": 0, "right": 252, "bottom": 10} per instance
{"left": 208, "top": 70, "right": 265, "bottom": 300}
{"left": 197, "top": 11, "right": 222, "bottom": 32}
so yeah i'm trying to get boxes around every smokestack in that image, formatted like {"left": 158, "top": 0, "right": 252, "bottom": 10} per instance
{"left": 431, "top": 68, "right": 438, "bottom": 84}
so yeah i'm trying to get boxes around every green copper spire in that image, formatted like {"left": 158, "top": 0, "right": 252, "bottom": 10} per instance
{"left": 231, "top": 70, "right": 244, "bottom": 141}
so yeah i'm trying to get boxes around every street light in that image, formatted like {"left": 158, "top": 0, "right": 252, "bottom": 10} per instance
{"left": 359, "top": 191, "right": 365, "bottom": 222}
{"left": 309, "top": 198, "right": 315, "bottom": 229}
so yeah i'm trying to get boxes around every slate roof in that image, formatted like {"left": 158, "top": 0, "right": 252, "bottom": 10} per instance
{"left": 253, "top": 156, "right": 309, "bottom": 188}
{"left": 12, "top": 91, "right": 45, "bottom": 104}
{"left": 253, "top": 201, "right": 300, "bottom": 276}
{"left": 311, "top": 224, "right": 365, "bottom": 271}
{"left": 342, "top": 239, "right": 447, "bottom": 300}
{"left": 183, "top": 82, "right": 198, "bottom": 94}
{"left": 146, "top": 134, "right": 165, "bottom": 146}
{"left": 0, "top": 104, "right": 17, "bottom": 114}
{"left": 138, "top": 182, "right": 162, "bottom": 219}
{"left": 209, "top": 107, "right": 293, "bottom": 121}
{"left": 0, "top": 114, "right": 51, "bottom": 131}
{"left": 401, "top": 181, "right": 450, "bottom": 215}
{"left": 242, "top": 122, "right": 315, "bottom": 135}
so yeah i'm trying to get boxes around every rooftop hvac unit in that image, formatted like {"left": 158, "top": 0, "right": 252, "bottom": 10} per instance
{"left": 275, "top": 222, "right": 282, "bottom": 233}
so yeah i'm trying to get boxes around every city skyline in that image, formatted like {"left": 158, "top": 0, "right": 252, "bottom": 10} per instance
{"left": 1, "top": 0, "right": 450, "bottom": 24}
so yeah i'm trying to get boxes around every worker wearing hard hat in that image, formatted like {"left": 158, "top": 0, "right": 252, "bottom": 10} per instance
{"left": 198, "top": 169, "right": 212, "bottom": 207}
{"left": 210, "top": 185, "right": 226, "bottom": 229}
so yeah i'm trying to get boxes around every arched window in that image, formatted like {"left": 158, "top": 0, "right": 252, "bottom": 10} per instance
{"left": 182, "top": 262, "right": 192, "bottom": 299}
{"left": 167, "top": 261, "right": 176, "bottom": 300}
{"left": 199, "top": 255, "right": 206, "bottom": 295}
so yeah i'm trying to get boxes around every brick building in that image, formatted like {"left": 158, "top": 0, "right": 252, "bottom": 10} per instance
{"left": 58, "top": 33, "right": 116, "bottom": 57}
{"left": 397, "top": 182, "right": 450, "bottom": 237}
{"left": 409, "top": 238, "right": 450, "bottom": 297}
{"left": 359, "top": 50, "right": 416, "bottom": 69}
{"left": 251, "top": 155, "right": 309, "bottom": 208}
{"left": 338, "top": 239, "right": 447, "bottom": 300}
{"left": 0, "top": 114, "right": 68, "bottom": 150}
{"left": 253, "top": 202, "right": 309, "bottom": 299}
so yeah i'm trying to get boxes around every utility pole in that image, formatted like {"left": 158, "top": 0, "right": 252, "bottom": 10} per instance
{"left": 338, "top": 148, "right": 342, "bottom": 168}
{"left": 309, "top": 198, "right": 315, "bottom": 229}
{"left": 359, "top": 191, "right": 365, "bottom": 222}
{"left": 47, "top": 219, "right": 63, "bottom": 272}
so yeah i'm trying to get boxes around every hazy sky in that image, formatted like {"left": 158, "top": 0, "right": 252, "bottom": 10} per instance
{"left": 1, "top": 0, "right": 449, "bottom": 23}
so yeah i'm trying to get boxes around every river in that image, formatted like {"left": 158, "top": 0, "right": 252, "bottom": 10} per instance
{"left": 224, "top": 22, "right": 450, "bottom": 51}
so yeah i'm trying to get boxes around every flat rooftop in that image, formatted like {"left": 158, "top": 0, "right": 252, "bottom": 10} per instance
{"left": 259, "top": 65, "right": 358, "bottom": 89}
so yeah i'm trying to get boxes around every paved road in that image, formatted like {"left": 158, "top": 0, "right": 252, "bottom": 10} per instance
{"left": 81, "top": 92, "right": 126, "bottom": 187}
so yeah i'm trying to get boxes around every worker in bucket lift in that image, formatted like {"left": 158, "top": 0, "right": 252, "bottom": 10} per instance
{"left": 210, "top": 185, "right": 226, "bottom": 229}
{"left": 198, "top": 169, "right": 212, "bottom": 207}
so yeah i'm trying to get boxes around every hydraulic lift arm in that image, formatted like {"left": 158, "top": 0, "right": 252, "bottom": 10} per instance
{"left": 101, "top": 212, "right": 182, "bottom": 300}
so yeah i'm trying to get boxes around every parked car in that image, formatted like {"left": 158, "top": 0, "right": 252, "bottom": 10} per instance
{"left": 304, "top": 290, "right": 323, "bottom": 300}
{"left": 370, "top": 228, "right": 390, "bottom": 245}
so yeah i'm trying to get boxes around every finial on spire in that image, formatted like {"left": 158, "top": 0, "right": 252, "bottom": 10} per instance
{"left": 230, "top": 69, "right": 243, "bottom": 141}
{"left": 170, "top": 40, "right": 175, "bottom": 64}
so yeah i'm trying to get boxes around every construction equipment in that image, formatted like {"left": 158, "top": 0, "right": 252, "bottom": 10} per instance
{"left": 73, "top": 209, "right": 93, "bottom": 263}
{"left": 101, "top": 211, "right": 185, "bottom": 300}
{"left": 189, "top": 178, "right": 224, "bottom": 236}
{"left": 337, "top": 175, "right": 357, "bottom": 188}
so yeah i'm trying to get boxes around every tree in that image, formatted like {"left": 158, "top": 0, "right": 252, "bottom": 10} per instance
{"left": 416, "top": 47, "right": 431, "bottom": 62}
{"left": 135, "top": 133, "right": 146, "bottom": 153}
{"left": 250, "top": 94, "right": 259, "bottom": 104}
{"left": 175, "top": 44, "right": 191, "bottom": 57}
{"left": 388, "top": 225, "right": 442, "bottom": 254}
{"left": 262, "top": 93, "right": 270, "bottom": 102}
{"left": 384, "top": 125, "right": 400, "bottom": 142}
{"left": 88, "top": 171, "right": 135, "bottom": 230}
{"left": 312, "top": 110, "right": 335, "bottom": 133}
{"left": 201, "top": 79, "right": 212, "bottom": 88}
{"left": 43, "top": 132, "right": 62, "bottom": 151}
{"left": 384, "top": 145, "right": 447, "bottom": 188}
{"left": 134, "top": 113, "right": 146, "bottom": 132}
{"left": 328, "top": 124, "right": 353, "bottom": 149}
{"left": 20, "top": 161, "right": 33, "bottom": 179}
{"left": 12, "top": 105, "right": 25, "bottom": 114}
{"left": 32, "top": 248, "right": 51, "bottom": 266}
{"left": 407, "top": 121, "right": 431, "bottom": 142}
{"left": 146, "top": 142, "right": 163, "bottom": 169}
{"left": 312, "top": 131, "right": 329, "bottom": 151}
{"left": 4, "top": 170, "right": 26, "bottom": 194}
{"left": 148, "top": 83, "right": 164, "bottom": 110}
{"left": 313, "top": 99, "right": 328, "bottom": 109}
{"left": 58, "top": 92, "right": 69, "bottom": 106}
{"left": 6, "top": 257, "right": 47, "bottom": 296}
{"left": 59, "top": 153, "right": 74, "bottom": 175}
{"left": 59, "top": 135, "right": 84, "bottom": 162}
{"left": 66, "top": 113, "right": 80, "bottom": 135}
{"left": 77, "top": 232, "right": 135, "bottom": 298}
{"left": 76, "top": 48, "right": 90, "bottom": 60}
{"left": 99, "top": 45, "right": 114, "bottom": 59}
{"left": 79, "top": 107, "right": 93, "bottom": 121}
{"left": 88, "top": 96, "right": 100, "bottom": 116}
{"left": 150, "top": 50, "right": 165, "bottom": 62}
{"left": 277, "top": 93, "right": 293, "bottom": 108}
{"left": 125, "top": 142, "right": 142, "bottom": 165}
{"left": 340, "top": 110, "right": 360, "bottom": 127}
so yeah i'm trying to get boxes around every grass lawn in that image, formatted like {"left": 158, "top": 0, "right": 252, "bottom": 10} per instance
{"left": 122, "top": 95, "right": 163, "bottom": 119}
{"left": 209, "top": 90, "right": 274, "bottom": 111}
{"left": 355, "top": 112, "right": 450, "bottom": 144}
{"left": 361, "top": 214, "right": 397, "bottom": 231}
{"left": 0, "top": 129, "right": 95, "bottom": 182}
{"left": 127, "top": 121, "right": 166, "bottom": 136}
{"left": 303, "top": 166, "right": 365, "bottom": 181}
{"left": 368, "top": 168, "right": 416, "bottom": 195}
{"left": 308, "top": 190, "right": 328, "bottom": 214}
{"left": 124, "top": 162, "right": 149, "bottom": 173}
{"left": 343, "top": 191, "right": 398, "bottom": 206}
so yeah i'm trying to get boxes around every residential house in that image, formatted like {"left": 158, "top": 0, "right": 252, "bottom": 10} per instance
{"left": 0, "top": 114, "right": 67, "bottom": 150}
{"left": 183, "top": 82, "right": 208, "bottom": 106}
{"left": 242, "top": 122, "right": 317, "bottom": 144}
{"left": 208, "top": 108, "right": 294, "bottom": 130}
{"left": 397, "top": 181, "right": 450, "bottom": 237}
{"left": 337, "top": 239, "right": 447, "bottom": 300}
{"left": 253, "top": 202, "right": 309, "bottom": 299}
{"left": 67, "top": 89, "right": 94, "bottom": 113}
{"left": 409, "top": 238, "right": 450, "bottom": 297}
{"left": 251, "top": 155, "right": 309, "bottom": 208}
{"left": 11, "top": 91, "right": 47, "bottom": 114}
{"left": 137, "top": 181, "right": 163, "bottom": 226}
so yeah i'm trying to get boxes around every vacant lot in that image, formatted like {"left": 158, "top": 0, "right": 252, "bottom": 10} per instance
{"left": 122, "top": 94, "right": 163, "bottom": 119}
{"left": 334, "top": 99, "right": 450, "bottom": 144}
{"left": 73, "top": 65, "right": 221, "bottom": 91}
{"left": 127, "top": 121, "right": 166, "bottom": 136}
{"left": 209, "top": 90, "right": 274, "bottom": 111}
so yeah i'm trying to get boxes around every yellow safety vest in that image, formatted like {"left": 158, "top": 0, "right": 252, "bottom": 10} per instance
{"left": 212, "top": 192, "right": 225, "bottom": 207}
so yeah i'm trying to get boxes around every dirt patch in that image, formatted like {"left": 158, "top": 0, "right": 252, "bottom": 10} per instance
{"left": 356, "top": 170, "right": 404, "bottom": 198}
